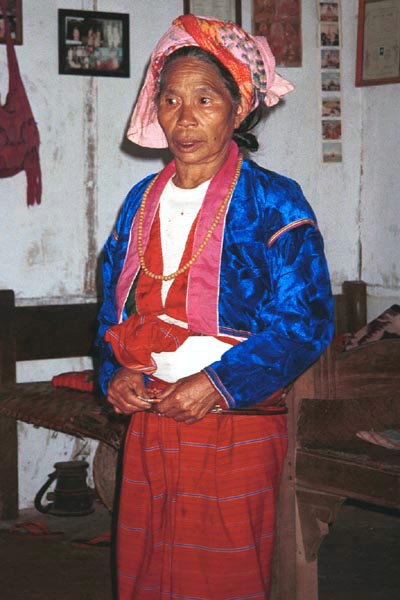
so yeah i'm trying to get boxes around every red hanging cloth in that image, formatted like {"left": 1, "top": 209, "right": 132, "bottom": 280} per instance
{"left": 0, "top": 0, "right": 42, "bottom": 205}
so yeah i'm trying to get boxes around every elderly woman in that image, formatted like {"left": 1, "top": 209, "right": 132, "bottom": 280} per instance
{"left": 97, "top": 14, "right": 334, "bottom": 600}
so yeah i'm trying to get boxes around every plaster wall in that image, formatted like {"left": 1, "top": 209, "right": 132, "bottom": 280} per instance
{"left": 0, "top": 0, "right": 398, "bottom": 508}
{"left": 359, "top": 85, "right": 400, "bottom": 316}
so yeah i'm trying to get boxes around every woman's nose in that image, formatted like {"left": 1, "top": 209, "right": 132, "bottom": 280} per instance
{"left": 177, "top": 102, "right": 197, "bottom": 126}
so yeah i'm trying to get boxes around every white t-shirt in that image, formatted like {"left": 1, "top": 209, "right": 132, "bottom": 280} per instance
{"left": 153, "top": 177, "right": 233, "bottom": 382}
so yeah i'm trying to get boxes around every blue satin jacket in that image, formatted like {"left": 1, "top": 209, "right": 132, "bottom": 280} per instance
{"left": 96, "top": 157, "right": 334, "bottom": 409}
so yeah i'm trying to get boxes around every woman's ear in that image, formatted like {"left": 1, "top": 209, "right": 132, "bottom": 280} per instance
{"left": 234, "top": 97, "right": 249, "bottom": 129}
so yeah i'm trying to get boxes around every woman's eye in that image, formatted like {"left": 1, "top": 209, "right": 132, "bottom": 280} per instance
{"left": 199, "top": 97, "right": 211, "bottom": 105}
{"left": 164, "top": 97, "right": 177, "bottom": 106}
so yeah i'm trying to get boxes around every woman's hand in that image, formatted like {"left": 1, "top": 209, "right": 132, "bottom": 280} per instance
{"left": 107, "top": 368, "right": 153, "bottom": 415}
{"left": 155, "top": 372, "right": 221, "bottom": 424}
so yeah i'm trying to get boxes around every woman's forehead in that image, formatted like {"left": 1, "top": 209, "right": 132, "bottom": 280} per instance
{"left": 160, "top": 57, "right": 227, "bottom": 90}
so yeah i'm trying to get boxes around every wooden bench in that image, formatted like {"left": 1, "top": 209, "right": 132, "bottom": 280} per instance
{"left": 0, "top": 290, "right": 127, "bottom": 519}
{"left": 272, "top": 282, "right": 400, "bottom": 600}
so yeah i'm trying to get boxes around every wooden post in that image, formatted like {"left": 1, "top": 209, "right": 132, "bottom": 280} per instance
{"left": 0, "top": 290, "right": 19, "bottom": 519}
{"left": 342, "top": 280, "right": 367, "bottom": 332}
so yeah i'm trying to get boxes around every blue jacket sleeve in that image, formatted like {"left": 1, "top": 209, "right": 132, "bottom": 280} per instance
{"left": 204, "top": 223, "right": 334, "bottom": 408}
{"left": 95, "top": 219, "right": 124, "bottom": 396}
{"left": 95, "top": 188, "right": 141, "bottom": 394}
{"left": 96, "top": 176, "right": 157, "bottom": 395}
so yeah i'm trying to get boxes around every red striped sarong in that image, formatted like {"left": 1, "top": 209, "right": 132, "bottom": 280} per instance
{"left": 117, "top": 412, "right": 287, "bottom": 599}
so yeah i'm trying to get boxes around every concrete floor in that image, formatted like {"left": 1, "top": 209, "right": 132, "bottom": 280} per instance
{"left": 319, "top": 501, "right": 400, "bottom": 600}
{"left": 0, "top": 499, "right": 114, "bottom": 600}
{"left": 0, "top": 499, "right": 399, "bottom": 599}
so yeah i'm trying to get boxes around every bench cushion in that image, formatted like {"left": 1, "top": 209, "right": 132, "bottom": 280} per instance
{"left": 0, "top": 382, "right": 127, "bottom": 450}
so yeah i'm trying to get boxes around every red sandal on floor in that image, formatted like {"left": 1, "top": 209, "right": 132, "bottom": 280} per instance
{"left": 9, "top": 520, "right": 64, "bottom": 539}
{"left": 71, "top": 530, "right": 111, "bottom": 548}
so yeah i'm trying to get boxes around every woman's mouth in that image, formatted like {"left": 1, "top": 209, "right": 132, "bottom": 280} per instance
{"left": 174, "top": 139, "right": 202, "bottom": 152}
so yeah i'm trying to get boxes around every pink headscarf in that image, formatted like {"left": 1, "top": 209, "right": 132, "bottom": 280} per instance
{"left": 127, "top": 15, "right": 294, "bottom": 148}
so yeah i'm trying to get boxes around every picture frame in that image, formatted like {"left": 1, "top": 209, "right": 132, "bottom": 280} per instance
{"left": 321, "top": 70, "right": 341, "bottom": 92}
{"left": 356, "top": 0, "right": 400, "bottom": 86}
{"left": 58, "top": 9, "right": 130, "bottom": 78}
{"left": 320, "top": 21, "right": 340, "bottom": 47}
{"left": 319, "top": 2, "right": 339, "bottom": 22}
{"left": 322, "top": 141, "right": 342, "bottom": 163}
{"left": 0, "top": 0, "right": 22, "bottom": 45}
{"left": 321, "top": 48, "right": 340, "bottom": 70}
{"left": 183, "top": 0, "right": 242, "bottom": 25}
{"left": 321, "top": 119, "right": 341, "bottom": 141}
{"left": 252, "top": 0, "right": 302, "bottom": 67}
{"left": 322, "top": 97, "right": 341, "bottom": 118}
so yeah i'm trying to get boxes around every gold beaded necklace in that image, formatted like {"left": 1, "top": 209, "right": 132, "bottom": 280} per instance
{"left": 137, "top": 155, "right": 243, "bottom": 281}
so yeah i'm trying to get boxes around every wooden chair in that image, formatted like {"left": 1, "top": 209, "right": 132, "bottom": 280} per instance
{"left": 0, "top": 290, "right": 127, "bottom": 519}
{"left": 272, "top": 281, "right": 400, "bottom": 600}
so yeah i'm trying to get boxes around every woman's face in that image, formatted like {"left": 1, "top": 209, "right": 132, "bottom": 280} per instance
{"left": 157, "top": 57, "right": 246, "bottom": 181}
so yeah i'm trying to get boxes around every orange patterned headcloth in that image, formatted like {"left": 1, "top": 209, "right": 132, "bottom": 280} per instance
{"left": 173, "top": 15, "right": 254, "bottom": 109}
{"left": 127, "top": 15, "right": 294, "bottom": 148}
